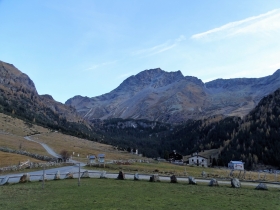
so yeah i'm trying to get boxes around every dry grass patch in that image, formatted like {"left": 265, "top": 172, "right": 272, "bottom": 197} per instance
{"left": 87, "top": 162, "right": 216, "bottom": 177}
{"left": 0, "top": 113, "right": 139, "bottom": 161}
{"left": 0, "top": 133, "right": 48, "bottom": 156}
{"left": 30, "top": 132, "right": 141, "bottom": 161}
{"left": 0, "top": 151, "right": 45, "bottom": 167}
{"left": 0, "top": 113, "right": 47, "bottom": 137}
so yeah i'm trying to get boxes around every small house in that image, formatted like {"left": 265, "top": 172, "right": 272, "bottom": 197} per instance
{"left": 98, "top": 154, "right": 105, "bottom": 163}
{"left": 169, "top": 150, "right": 183, "bottom": 161}
{"left": 228, "top": 161, "right": 244, "bottom": 171}
{"left": 188, "top": 154, "right": 208, "bottom": 167}
{"left": 88, "top": 155, "right": 96, "bottom": 164}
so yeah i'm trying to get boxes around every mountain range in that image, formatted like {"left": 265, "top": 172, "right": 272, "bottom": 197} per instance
{"left": 1, "top": 60, "right": 280, "bottom": 169}
{"left": 66, "top": 68, "right": 280, "bottom": 123}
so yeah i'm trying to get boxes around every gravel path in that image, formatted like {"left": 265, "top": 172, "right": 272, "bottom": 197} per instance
{"left": 24, "top": 135, "right": 61, "bottom": 158}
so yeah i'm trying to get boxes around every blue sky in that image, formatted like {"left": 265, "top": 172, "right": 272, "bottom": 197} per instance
{"left": 1, "top": 0, "right": 280, "bottom": 103}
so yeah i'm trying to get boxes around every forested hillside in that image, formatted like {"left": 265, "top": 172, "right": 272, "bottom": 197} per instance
{"left": 94, "top": 88, "right": 280, "bottom": 170}
{"left": 220, "top": 88, "right": 280, "bottom": 169}
{"left": 92, "top": 116, "right": 241, "bottom": 159}
{"left": 160, "top": 116, "right": 241, "bottom": 157}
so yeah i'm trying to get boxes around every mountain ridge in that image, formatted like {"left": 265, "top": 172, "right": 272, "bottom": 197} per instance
{"left": 66, "top": 68, "right": 280, "bottom": 123}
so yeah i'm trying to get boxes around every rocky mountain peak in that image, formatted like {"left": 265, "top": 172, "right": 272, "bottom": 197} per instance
{"left": 41, "top": 94, "right": 54, "bottom": 101}
{"left": 0, "top": 60, "right": 37, "bottom": 94}
{"left": 117, "top": 68, "right": 185, "bottom": 92}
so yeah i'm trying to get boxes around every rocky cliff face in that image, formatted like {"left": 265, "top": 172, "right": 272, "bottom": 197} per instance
{"left": 66, "top": 68, "right": 280, "bottom": 123}
{"left": 0, "top": 60, "right": 85, "bottom": 124}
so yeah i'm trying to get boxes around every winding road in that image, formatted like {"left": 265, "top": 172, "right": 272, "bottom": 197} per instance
{"left": 24, "top": 135, "right": 61, "bottom": 158}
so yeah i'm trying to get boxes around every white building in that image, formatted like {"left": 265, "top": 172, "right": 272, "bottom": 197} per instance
{"left": 228, "top": 161, "right": 244, "bottom": 171}
{"left": 188, "top": 154, "right": 208, "bottom": 167}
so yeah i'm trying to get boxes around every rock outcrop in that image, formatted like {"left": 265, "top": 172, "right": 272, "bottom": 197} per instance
{"left": 208, "top": 179, "right": 219, "bottom": 187}
{"left": 19, "top": 173, "right": 30, "bottom": 183}
{"left": 117, "top": 171, "right": 125, "bottom": 180}
{"left": 170, "top": 175, "right": 178, "bottom": 183}
{"left": 188, "top": 176, "right": 197, "bottom": 185}
{"left": 255, "top": 183, "right": 268, "bottom": 190}
{"left": 231, "top": 178, "right": 241, "bottom": 188}
{"left": 149, "top": 174, "right": 160, "bottom": 182}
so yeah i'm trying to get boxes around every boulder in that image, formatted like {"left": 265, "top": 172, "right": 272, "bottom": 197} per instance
{"left": 170, "top": 175, "right": 178, "bottom": 183}
{"left": 100, "top": 171, "right": 106, "bottom": 179}
{"left": 0, "top": 176, "right": 9, "bottom": 185}
{"left": 134, "top": 173, "right": 139, "bottom": 181}
{"left": 188, "top": 176, "right": 197, "bottom": 185}
{"left": 208, "top": 178, "right": 219, "bottom": 187}
{"left": 81, "top": 170, "right": 90, "bottom": 178}
{"left": 117, "top": 171, "right": 125, "bottom": 180}
{"left": 65, "top": 172, "right": 74, "bottom": 179}
{"left": 149, "top": 174, "right": 160, "bottom": 182}
{"left": 231, "top": 178, "right": 241, "bottom": 188}
{"left": 255, "top": 183, "right": 268, "bottom": 190}
{"left": 54, "top": 171, "right": 60, "bottom": 180}
{"left": 19, "top": 173, "right": 30, "bottom": 183}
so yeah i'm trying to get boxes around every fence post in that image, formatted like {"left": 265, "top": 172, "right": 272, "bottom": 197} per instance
{"left": 78, "top": 163, "right": 80, "bottom": 186}
{"left": 42, "top": 164, "right": 45, "bottom": 189}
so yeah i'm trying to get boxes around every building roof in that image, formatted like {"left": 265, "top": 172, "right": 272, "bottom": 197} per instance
{"left": 98, "top": 154, "right": 105, "bottom": 158}
{"left": 189, "top": 155, "right": 208, "bottom": 159}
{"left": 229, "top": 161, "right": 243, "bottom": 164}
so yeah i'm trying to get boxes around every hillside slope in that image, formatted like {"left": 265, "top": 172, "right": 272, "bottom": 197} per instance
{"left": 0, "top": 61, "right": 93, "bottom": 139}
{"left": 219, "top": 88, "right": 280, "bottom": 168}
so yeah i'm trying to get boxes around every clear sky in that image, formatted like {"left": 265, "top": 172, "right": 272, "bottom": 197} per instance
{"left": 1, "top": 0, "right": 280, "bottom": 103}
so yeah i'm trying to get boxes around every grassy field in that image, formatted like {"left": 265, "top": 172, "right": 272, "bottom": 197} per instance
{"left": 0, "top": 151, "right": 46, "bottom": 167}
{"left": 85, "top": 162, "right": 280, "bottom": 182}
{"left": 0, "top": 178, "right": 279, "bottom": 210}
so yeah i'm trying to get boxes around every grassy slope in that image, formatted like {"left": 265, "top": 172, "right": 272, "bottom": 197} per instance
{"left": 0, "top": 112, "right": 141, "bottom": 167}
{"left": 0, "top": 179, "right": 278, "bottom": 210}
{"left": 0, "top": 151, "right": 46, "bottom": 167}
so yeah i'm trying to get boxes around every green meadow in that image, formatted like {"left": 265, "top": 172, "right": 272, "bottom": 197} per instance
{"left": 0, "top": 178, "right": 279, "bottom": 210}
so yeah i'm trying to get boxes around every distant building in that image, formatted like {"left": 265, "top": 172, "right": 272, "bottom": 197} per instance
{"left": 130, "top": 148, "right": 138, "bottom": 155}
{"left": 169, "top": 150, "right": 183, "bottom": 161}
{"left": 98, "top": 154, "right": 105, "bottom": 163}
{"left": 88, "top": 155, "right": 96, "bottom": 164}
{"left": 188, "top": 154, "right": 208, "bottom": 167}
{"left": 228, "top": 161, "right": 244, "bottom": 171}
